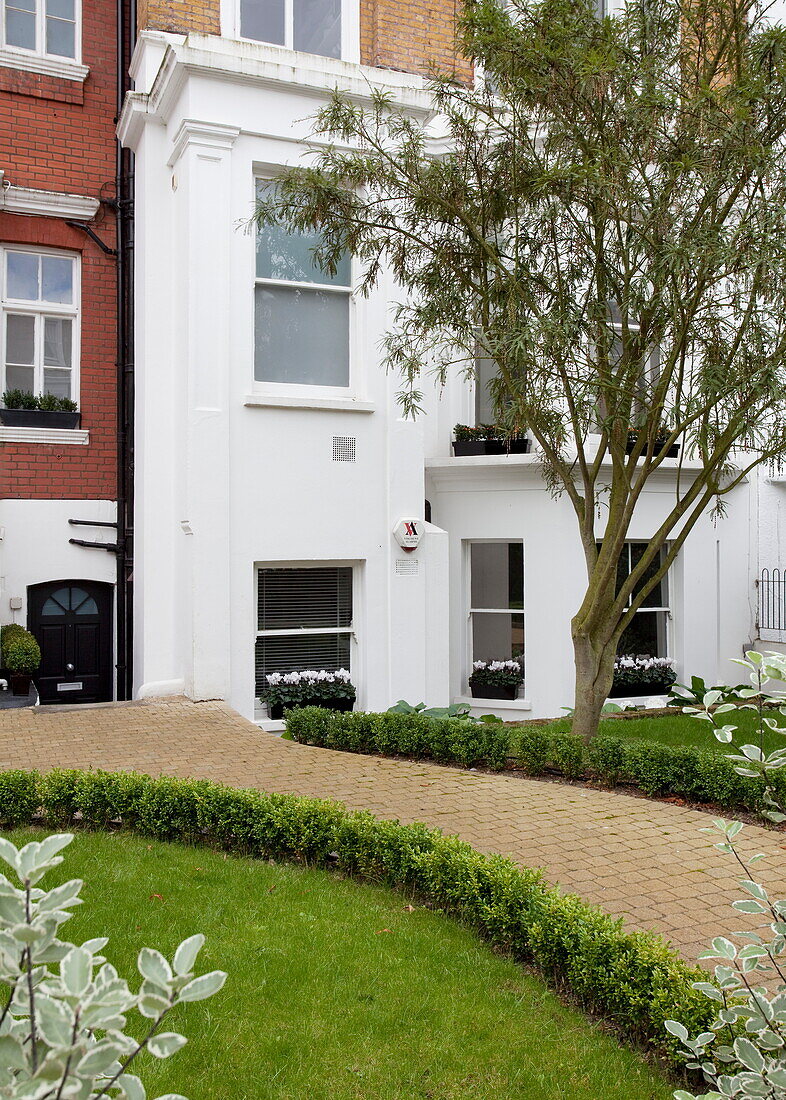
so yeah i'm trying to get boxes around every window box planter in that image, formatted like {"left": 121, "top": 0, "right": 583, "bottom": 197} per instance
{"left": 625, "top": 433, "right": 679, "bottom": 458}
{"left": 610, "top": 656, "right": 676, "bottom": 697}
{"left": 260, "top": 669, "right": 356, "bottom": 722}
{"left": 268, "top": 696, "right": 355, "bottom": 721}
{"left": 453, "top": 439, "right": 505, "bottom": 456}
{"left": 608, "top": 680, "right": 670, "bottom": 698}
{"left": 452, "top": 438, "right": 531, "bottom": 457}
{"left": 469, "top": 683, "right": 517, "bottom": 700}
{"left": 468, "top": 660, "right": 523, "bottom": 701}
{"left": 0, "top": 408, "right": 81, "bottom": 430}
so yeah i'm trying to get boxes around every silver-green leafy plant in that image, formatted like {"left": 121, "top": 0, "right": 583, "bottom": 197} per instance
{"left": 667, "top": 651, "right": 786, "bottom": 1099}
{"left": 0, "top": 833, "right": 226, "bottom": 1099}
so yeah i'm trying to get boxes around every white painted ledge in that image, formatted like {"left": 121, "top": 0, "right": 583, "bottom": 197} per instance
{"left": 244, "top": 393, "right": 375, "bottom": 413}
{"left": 255, "top": 718, "right": 286, "bottom": 733}
{"left": 0, "top": 425, "right": 89, "bottom": 445}
{"left": 1, "top": 185, "right": 99, "bottom": 220}
{"left": 0, "top": 46, "right": 88, "bottom": 82}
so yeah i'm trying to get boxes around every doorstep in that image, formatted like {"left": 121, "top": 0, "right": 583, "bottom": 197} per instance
{"left": 0, "top": 685, "right": 38, "bottom": 709}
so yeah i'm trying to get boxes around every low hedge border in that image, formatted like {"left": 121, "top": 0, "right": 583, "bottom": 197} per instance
{"left": 286, "top": 706, "right": 510, "bottom": 769}
{"left": 285, "top": 708, "right": 783, "bottom": 816}
{"left": 0, "top": 766, "right": 711, "bottom": 1067}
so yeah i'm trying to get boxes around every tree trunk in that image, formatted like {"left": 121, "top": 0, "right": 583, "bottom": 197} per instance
{"left": 571, "top": 628, "right": 618, "bottom": 743}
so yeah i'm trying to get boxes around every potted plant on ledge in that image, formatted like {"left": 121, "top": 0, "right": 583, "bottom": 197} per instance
{"left": 468, "top": 659, "right": 523, "bottom": 700}
{"left": 453, "top": 424, "right": 531, "bottom": 457}
{"left": 625, "top": 427, "right": 680, "bottom": 459}
{"left": 0, "top": 625, "right": 41, "bottom": 697}
{"left": 609, "top": 655, "right": 676, "bottom": 698}
{"left": 1, "top": 390, "right": 80, "bottom": 429}
{"left": 260, "top": 668, "right": 357, "bottom": 720}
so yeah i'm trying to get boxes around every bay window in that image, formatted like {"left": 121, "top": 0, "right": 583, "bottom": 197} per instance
{"left": 2, "top": 247, "right": 79, "bottom": 404}
{"left": 254, "top": 180, "right": 351, "bottom": 388}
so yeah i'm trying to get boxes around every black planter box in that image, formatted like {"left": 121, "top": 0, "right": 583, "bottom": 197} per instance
{"left": 267, "top": 696, "right": 355, "bottom": 721}
{"left": 453, "top": 440, "right": 505, "bottom": 456}
{"left": 453, "top": 438, "right": 530, "bottom": 457}
{"left": 0, "top": 408, "right": 81, "bottom": 429}
{"left": 625, "top": 434, "right": 680, "bottom": 458}
{"left": 608, "top": 680, "right": 674, "bottom": 698}
{"left": 10, "top": 673, "right": 32, "bottom": 696}
{"left": 469, "top": 682, "right": 519, "bottom": 700}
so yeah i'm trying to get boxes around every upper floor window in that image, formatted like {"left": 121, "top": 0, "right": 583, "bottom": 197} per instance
{"left": 3, "top": 0, "right": 77, "bottom": 59}
{"left": 1, "top": 247, "right": 79, "bottom": 404}
{"left": 254, "top": 180, "right": 351, "bottom": 388}
{"left": 240, "top": 0, "right": 341, "bottom": 58}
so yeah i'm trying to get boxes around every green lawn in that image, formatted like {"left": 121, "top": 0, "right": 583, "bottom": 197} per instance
{"left": 3, "top": 828, "right": 675, "bottom": 1100}
{"left": 546, "top": 707, "right": 786, "bottom": 754}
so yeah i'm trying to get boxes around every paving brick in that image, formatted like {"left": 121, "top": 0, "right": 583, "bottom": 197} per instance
{"left": 1, "top": 695, "right": 784, "bottom": 968}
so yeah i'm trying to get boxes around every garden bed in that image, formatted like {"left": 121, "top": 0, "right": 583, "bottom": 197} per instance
{"left": 284, "top": 707, "right": 786, "bottom": 818}
{"left": 0, "top": 767, "right": 713, "bottom": 1075}
{"left": 4, "top": 825, "right": 676, "bottom": 1100}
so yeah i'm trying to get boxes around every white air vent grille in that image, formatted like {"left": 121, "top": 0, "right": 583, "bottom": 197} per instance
{"left": 333, "top": 436, "right": 356, "bottom": 462}
{"left": 395, "top": 558, "right": 419, "bottom": 576}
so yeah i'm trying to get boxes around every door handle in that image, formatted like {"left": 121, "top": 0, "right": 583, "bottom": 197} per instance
{"left": 66, "top": 663, "right": 75, "bottom": 673}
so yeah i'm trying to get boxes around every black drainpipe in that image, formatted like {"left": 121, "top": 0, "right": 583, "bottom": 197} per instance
{"left": 115, "top": 0, "right": 135, "bottom": 699}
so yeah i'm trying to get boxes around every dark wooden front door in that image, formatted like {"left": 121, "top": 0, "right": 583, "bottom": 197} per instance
{"left": 28, "top": 581, "right": 113, "bottom": 704}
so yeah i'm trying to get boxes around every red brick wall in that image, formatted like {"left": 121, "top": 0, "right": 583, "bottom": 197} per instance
{"left": 0, "top": 0, "right": 118, "bottom": 502}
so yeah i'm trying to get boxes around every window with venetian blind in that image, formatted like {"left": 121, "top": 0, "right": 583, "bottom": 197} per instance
{"left": 255, "top": 566, "right": 353, "bottom": 694}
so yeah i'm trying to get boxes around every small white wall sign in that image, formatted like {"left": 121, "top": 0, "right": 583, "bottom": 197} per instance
{"left": 393, "top": 518, "right": 423, "bottom": 553}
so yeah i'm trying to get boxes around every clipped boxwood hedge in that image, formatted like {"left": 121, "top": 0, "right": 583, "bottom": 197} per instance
{"left": 285, "top": 707, "right": 781, "bottom": 815}
{"left": 286, "top": 706, "right": 510, "bottom": 769}
{"left": 0, "top": 765, "right": 712, "bottom": 1064}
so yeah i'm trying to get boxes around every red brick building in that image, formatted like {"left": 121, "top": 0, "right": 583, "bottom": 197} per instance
{"left": 0, "top": 0, "right": 132, "bottom": 703}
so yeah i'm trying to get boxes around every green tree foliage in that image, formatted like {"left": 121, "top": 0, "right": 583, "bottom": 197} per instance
{"left": 253, "top": 0, "right": 786, "bottom": 739}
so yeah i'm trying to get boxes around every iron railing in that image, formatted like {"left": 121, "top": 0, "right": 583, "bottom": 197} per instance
{"left": 759, "top": 568, "right": 786, "bottom": 631}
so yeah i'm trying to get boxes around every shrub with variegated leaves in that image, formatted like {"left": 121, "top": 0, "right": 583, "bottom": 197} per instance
{"left": 667, "top": 651, "right": 786, "bottom": 1100}
{"left": 0, "top": 832, "right": 226, "bottom": 1099}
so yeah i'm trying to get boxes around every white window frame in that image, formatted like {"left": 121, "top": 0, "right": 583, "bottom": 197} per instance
{"left": 616, "top": 541, "right": 672, "bottom": 657}
{"left": 254, "top": 561, "right": 360, "bottom": 719}
{"left": 1, "top": 244, "right": 81, "bottom": 407}
{"left": 252, "top": 174, "right": 357, "bottom": 399}
{"left": 233, "top": 0, "right": 359, "bottom": 63}
{"left": 1, "top": 0, "right": 81, "bottom": 65}
{"left": 465, "top": 539, "right": 525, "bottom": 694}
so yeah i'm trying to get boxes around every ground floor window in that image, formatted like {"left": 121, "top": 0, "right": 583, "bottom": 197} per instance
{"left": 614, "top": 542, "right": 670, "bottom": 657}
{"left": 468, "top": 541, "right": 525, "bottom": 682}
{"left": 254, "top": 566, "right": 353, "bottom": 695}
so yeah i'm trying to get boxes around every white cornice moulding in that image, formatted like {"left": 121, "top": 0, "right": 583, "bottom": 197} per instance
{"left": 0, "top": 46, "right": 88, "bottom": 82}
{"left": 117, "top": 92, "right": 150, "bottom": 149}
{"left": 0, "top": 426, "right": 89, "bottom": 445}
{"left": 167, "top": 119, "right": 241, "bottom": 167}
{"left": 1, "top": 185, "right": 100, "bottom": 219}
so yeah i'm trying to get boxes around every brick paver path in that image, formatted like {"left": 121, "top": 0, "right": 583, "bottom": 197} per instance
{"left": 2, "top": 696, "right": 785, "bottom": 966}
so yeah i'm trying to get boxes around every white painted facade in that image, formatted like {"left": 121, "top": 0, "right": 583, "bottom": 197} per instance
{"left": 120, "top": 28, "right": 759, "bottom": 723}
